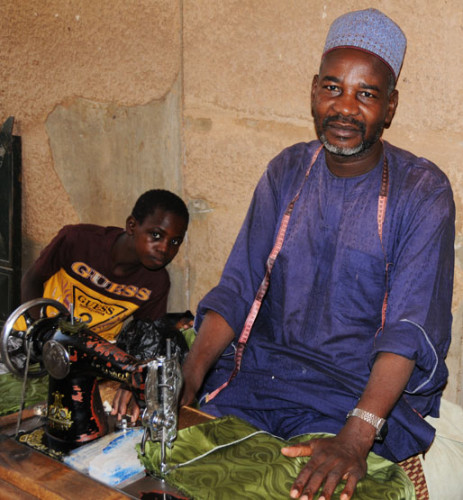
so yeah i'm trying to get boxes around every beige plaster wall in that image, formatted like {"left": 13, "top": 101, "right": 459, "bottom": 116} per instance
{"left": 1, "top": 1, "right": 462, "bottom": 404}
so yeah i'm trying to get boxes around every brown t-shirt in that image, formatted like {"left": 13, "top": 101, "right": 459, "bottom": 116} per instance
{"left": 34, "top": 224, "right": 170, "bottom": 341}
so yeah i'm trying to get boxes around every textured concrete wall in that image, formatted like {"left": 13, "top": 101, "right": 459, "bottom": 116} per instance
{"left": 1, "top": 1, "right": 462, "bottom": 403}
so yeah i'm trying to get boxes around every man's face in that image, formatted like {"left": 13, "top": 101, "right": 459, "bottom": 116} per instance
{"left": 311, "top": 48, "right": 398, "bottom": 158}
{"left": 128, "top": 209, "right": 187, "bottom": 270}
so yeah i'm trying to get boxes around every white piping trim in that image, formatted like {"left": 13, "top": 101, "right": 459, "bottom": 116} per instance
{"left": 400, "top": 318, "right": 438, "bottom": 394}
{"left": 168, "top": 430, "right": 268, "bottom": 471}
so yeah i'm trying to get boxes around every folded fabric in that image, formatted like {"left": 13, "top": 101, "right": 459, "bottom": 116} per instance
{"left": 138, "top": 415, "right": 415, "bottom": 500}
{"left": 64, "top": 427, "right": 145, "bottom": 486}
{"left": 420, "top": 398, "right": 463, "bottom": 498}
{"left": 0, "top": 371, "right": 48, "bottom": 416}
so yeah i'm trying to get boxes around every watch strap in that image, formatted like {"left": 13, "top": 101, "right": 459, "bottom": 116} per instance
{"left": 346, "top": 408, "right": 386, "bottom": 439}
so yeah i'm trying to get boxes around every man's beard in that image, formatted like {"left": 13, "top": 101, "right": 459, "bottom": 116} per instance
{"left": 315, "top": 114, "right": 384, "bottom": 157}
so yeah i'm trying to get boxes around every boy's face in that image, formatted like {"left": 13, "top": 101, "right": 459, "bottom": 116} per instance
{"left": 127, "top": 209, "right": 187, "bottom": 270}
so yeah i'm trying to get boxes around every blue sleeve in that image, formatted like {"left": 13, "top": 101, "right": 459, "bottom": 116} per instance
{"left": 373, "top": 168, "right": 455, "bottom": 411}
{"left": 195, "top": 167, "right": 279, "bottom": 337}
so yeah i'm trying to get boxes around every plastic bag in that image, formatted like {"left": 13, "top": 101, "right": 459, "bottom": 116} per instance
{"left": 115, "top": 311, "right": 193, "bottom": 364}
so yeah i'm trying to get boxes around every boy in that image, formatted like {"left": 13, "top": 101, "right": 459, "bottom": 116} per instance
{"left": 21, "top": 189, "right": 189, "bottom": 342}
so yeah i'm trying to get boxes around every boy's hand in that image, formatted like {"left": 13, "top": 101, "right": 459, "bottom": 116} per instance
{"left": 111, "top": 387, "right": 140, "bottom": 423}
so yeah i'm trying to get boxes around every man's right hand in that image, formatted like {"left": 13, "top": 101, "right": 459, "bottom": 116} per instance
{"left": 180, "top": 310, "right": 235, "bottom": 406}
{"left": 180, "top": 375, "right": 199, "bottom": 407}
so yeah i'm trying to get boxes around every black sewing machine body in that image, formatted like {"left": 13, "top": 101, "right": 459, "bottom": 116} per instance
{"left": 36, "top": 316, "right": 147, "bottom": 450}
{"left": 0, "top": 299, "right": 182, "bottom": 456}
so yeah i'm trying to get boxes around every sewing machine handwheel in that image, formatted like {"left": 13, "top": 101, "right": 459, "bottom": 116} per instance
{"left": 0, "top": 298, "right": 69, "bottom": 378}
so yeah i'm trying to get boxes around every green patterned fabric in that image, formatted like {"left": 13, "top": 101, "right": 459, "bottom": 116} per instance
{"left": 0, "top": 372, "right": 48, "bottom": 416}
{"left": 138, "top": 415, "right": 416, "bottom": 500}
{"left": 182, "top": 327, "right": 196, "bottom": 350}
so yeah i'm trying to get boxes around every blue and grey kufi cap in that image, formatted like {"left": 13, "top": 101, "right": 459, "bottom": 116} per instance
{"left": 323, "top": 8, "right": 407, "bottom": 80}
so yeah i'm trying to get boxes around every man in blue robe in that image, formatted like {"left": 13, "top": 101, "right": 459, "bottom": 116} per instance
{"left": 182, "top": 9, "right": 455, "bottom": 499}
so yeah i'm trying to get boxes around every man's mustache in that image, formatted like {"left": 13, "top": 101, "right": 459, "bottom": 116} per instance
{"left": 322, "top": 115, "right": 366, "bottom": 134}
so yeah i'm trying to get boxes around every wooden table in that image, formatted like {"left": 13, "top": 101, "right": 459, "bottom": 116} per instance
{"left": 0, "top": 434, "right": 128, "bottom": 499}
{"left": 0, "top": 404, "right": 213, "bottom": 499}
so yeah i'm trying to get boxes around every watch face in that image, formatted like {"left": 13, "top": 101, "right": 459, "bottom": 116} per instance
{"left": 376, "top": 420, "right": 388, "bottom": 442}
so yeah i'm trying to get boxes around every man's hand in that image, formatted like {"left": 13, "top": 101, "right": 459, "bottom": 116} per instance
{"left": 281, "top": 352, "right": 416, "bottom": 500}
{"left": 281, "top": 416, "right": 376, "bottom": 500}
{"left": 281, "top": 436, "right": 367, "bottom": 500}
{"left": 180, "top": 310, "right": 235, "bottom": 407}
{"left": 180, "top": 367, "right": 202, "bottom": 406}
{"left": 111, "top": 387, "right": 140, "bottom": 423}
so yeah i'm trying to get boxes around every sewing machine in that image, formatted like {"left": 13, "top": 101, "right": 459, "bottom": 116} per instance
{"left": 0, "top": 298, "right": 183, "bottom": 476}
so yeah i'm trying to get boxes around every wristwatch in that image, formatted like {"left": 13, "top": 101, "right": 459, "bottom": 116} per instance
{"left": 346, "top": 408, "right": 388, "bottom": 442}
